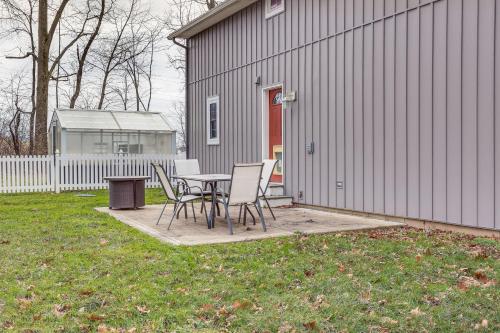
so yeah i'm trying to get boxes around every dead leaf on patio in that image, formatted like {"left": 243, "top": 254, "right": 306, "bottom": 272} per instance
{"left": 303, "top": 320, "right": 317, "bottom": 331}
{"left": 53, "top": 304, "right": 70, "bottom": 317}
{"left": 136, "top": 305, "right": 150, "bottom": 314}
{"left": 99, "top": 239, "right": 109, "bottom": 246}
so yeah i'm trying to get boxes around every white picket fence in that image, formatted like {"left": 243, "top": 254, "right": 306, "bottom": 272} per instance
{"left": 0, "top": 154, "right": 185, "bottom": 193}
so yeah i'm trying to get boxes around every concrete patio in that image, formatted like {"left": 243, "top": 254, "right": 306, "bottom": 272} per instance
{"left": 96, "top": 204, "right": 404, "bottom": 245}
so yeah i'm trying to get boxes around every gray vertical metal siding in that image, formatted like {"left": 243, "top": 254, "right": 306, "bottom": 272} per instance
{"left": 186, "top": 0, "right": 500, "bottom": 230}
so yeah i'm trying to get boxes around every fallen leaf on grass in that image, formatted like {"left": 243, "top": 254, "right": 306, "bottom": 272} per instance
{"left": 278, "top": 322, "right": 296, "bottom": 333}
{"left": 359, "top": 290, "right": 371, "bottom": 304}
{"left": 16, "top": 296, "right": 34, "bottom": 310}
{"left": 458, "top": 271, "right": 496, "bottom": 291}
{"left": 200, "top": 304, "right": 214, "bottom": 312}
{"left": 410, "top": 307, "right": 423, "bottom": 317}
{"left": 79, "top": 289, "right": 94, "bottom": 297}
{"left": 458, "top": 276, "right": 481, "bottom": 291}
{"left": 415, "top": 254, "right": 422, "bottom": 262}
{"left": 303, "top": 321, "right": 317, "bottom": 331}
{"left": 0, "top": 240, "right": 10, "bottom": 245}
{"left": 216, "top": 305, "right": 230, "bottom": 317}
{"left": 381, "top": 317, "right": 398, "bottom": 325}
{"left": 99, "top": 239, "right": 109, "bottom": 246}
{"left": 338, "top": 264, "right": 345, "bottom": 273}
{"left": 473, "top": 269, "right": 492, "bottom": 284}
{"left": 232, "top": 300, "right": 252, "bottom": 310}
{"left": 136, "top": 305, "right": 150, "bottom": 314}
{"left": 2, "top": 321, "right": 14, "bottom": 329}
{"left": 304, "top": 269, "right": 315, "bottom": 277}
{"left": 53, "top": 304, "right": 70, "bottom": 317}
{"left": 474, "top": 319, "right": 488, "bottom": 330}
{"left": 312, "top": 295, "right": 329, "bottom": 309}
{"left": 424, "top": 295, "right": 441, "bottom": 306}
{"left": 88, "top": 314, "right": 105, "bottom": 321}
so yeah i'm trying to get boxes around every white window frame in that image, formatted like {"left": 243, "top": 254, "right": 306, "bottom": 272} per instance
{"left": 265, "top": 0, "right": 285, "bottom": 19}
{"left": 206, "top": 95, "right": 220, "bottom": 145}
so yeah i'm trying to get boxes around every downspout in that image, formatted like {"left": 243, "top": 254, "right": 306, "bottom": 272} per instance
{"left": 173, "top": 37, "right": 189, "bottom": 158}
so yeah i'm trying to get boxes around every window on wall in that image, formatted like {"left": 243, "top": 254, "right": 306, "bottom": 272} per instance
{"left": 265, "top": 0, "right": 284, "bottom": 19}
{"left": 207, "top": 96, "right": 220, "bottom": 145}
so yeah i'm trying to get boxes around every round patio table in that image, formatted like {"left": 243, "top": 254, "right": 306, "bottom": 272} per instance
{"left": 104, "top": 176, "right": 150, "bottom": 209}
{"left": 172, "top": 174, "right": 231, "bottom": 229}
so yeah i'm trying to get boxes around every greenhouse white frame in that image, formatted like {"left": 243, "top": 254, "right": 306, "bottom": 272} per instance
{"left": 48, "top": 109, "right": 177, "bottom": 155}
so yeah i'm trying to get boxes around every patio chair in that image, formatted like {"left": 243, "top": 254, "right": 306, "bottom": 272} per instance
{"left": 237, "top": 159, "right": 278, "bottom": 225}
{"left": 217, "top": 163, "right": 266, "bottom": 235}
{"left": 151, "top": 162, "right": 208, "bottom": 229}
{"left": 174, "top": 159, "right": 220, "bottom": 216}
{"left": 260, "top": 159, "right": 278, "bottom": 220}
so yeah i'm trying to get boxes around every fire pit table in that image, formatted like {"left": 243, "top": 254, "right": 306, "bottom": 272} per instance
{"left": 104, "top": 176, "right": 150, "bottom": 209}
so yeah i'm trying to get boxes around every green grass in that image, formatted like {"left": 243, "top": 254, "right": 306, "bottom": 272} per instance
{"left": 0, "top": 190, "right": 498, "bottom": 332}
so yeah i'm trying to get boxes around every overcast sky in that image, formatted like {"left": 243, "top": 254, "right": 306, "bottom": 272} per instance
{"left": 0, "top": 0, "right": 184, "bottom": 120}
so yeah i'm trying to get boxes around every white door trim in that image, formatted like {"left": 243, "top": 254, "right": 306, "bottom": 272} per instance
{"left": 261, "top": 83, "right": 284, "bottom": 184}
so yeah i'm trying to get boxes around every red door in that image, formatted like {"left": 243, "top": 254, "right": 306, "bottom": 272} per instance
{"left": 268, "top": 88, "right": 283, "bottom": 183}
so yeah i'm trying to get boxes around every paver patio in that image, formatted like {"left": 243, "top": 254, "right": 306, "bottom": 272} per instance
{"left": 96, "top": 204, "right": 404, "bottom": 245}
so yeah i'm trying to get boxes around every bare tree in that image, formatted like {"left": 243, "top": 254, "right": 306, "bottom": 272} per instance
{"left": 1, "top": 0, "right": 37, "bottom": 153}
{"left": 68, "top": 0, "right": 107, "bottom": 108}
{"left": 94, "top": 0, "right": 137, "bottom": 109}
{"left": 167, "top": 101, "right": 186, "bottom": 151}
{"left": 0, "top": 75, "right": 31, "bottom": 155}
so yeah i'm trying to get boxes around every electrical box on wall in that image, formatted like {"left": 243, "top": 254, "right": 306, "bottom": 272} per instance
{"left": 306, "top": 142, "right": 314, "bottom": 154}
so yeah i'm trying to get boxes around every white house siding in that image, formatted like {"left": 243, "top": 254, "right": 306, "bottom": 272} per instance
{"left": 186, "top": 0, "right": 500, "bottom": 230}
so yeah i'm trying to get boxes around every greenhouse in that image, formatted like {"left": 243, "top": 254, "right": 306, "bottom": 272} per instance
{"left": 48, "top": 109, "right": 176, "bottom": 155}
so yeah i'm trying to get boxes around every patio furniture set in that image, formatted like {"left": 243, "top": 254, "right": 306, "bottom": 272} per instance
{"left": 106, "top": 160, "right": 278, "bottom": 235}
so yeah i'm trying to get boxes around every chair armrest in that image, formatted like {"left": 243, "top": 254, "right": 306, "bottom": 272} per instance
{"left": 178, "top": 185, "right": 205, "bottom": 198}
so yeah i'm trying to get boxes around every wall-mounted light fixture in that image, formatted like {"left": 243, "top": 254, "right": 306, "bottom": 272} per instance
{"left": 254, "top": 76, "right": 261, "bottom": 85}
{"left": 282, "top": 90, "right": 296, "bottom": 109}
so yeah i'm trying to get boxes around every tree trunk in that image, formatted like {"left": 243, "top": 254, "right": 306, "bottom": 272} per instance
{"left": 35, "top": 0, "right": 49, "bottom": 155}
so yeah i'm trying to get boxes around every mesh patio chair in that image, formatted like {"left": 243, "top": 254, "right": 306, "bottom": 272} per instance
{"left": 237, "top": 159, "right": 278, "bottom": 225}
{"left": 260, "top": 159, "right": 278, "bottom": 220}
{"left": 152, "top": 163, "right": 208, "bottom": 229}
{"left": 174, "top": 159, "right": 220, "bottom": 216}
{"left": 217, "top": 163, "right": 266, "bottom": 235}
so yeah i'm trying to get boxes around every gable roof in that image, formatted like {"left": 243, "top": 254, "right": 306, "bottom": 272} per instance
{"left": 52, "top": 109, "right": 174, "bottom": 132}
{"left": 168, "top": 0, "right": 258, "bottom": 40}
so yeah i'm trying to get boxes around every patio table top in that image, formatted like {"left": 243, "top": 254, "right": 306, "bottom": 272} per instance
{"left": 172, "top": 174, "right": 231, "bottom": 182}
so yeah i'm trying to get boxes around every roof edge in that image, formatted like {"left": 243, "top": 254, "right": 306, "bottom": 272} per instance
{"left": 168, "top": 0, "right": 258, "bottom": 40}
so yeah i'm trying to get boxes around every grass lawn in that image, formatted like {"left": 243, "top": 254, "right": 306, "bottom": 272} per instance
{"left": 0, "top": 190, "right": 498, "bottom": 332}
